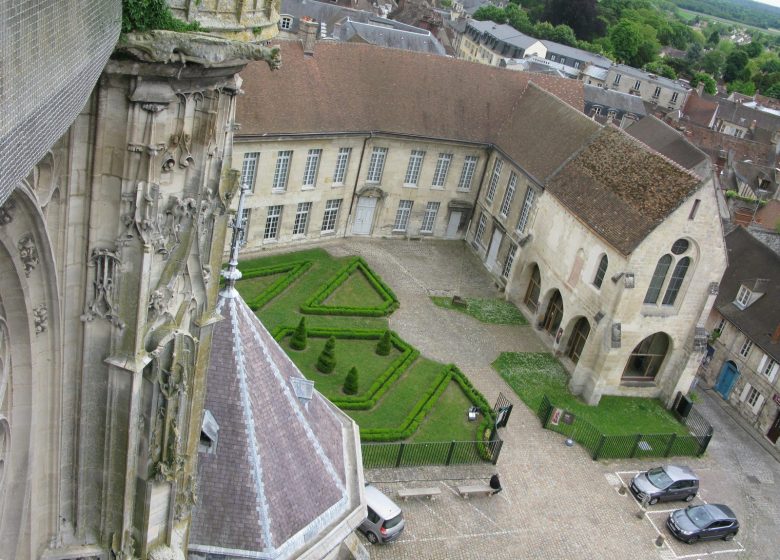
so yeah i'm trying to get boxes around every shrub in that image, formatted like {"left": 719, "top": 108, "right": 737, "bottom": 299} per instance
{"left": 376, "top": 330, "right": 392, "bottom": 356}
{"left": 316, "top": 336, "right": 337, "bottom": 374}
{"left": 343, "top": 366, "right": 359, "bottom": 394}
{"left": 290, "top": 318, "right": 307, "bottom": 350}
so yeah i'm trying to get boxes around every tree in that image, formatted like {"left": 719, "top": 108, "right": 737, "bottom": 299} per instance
{"left": 686, "top": 43, "right": 703, "bottom": 66}
{"left": 745, "top": 41, "right": 763, "bottom": 59}
{"left": 290, "top": 317, "right": 307, "bottom": 350}
{"left": 728, "top": 80, "right": 756, "bottom": 96}
{"left": 541, "top": 0, "right": 604, "bottom": 41}
{"left": 724, "top": 49, "right": 750, "bottom": 83}
{"left": 472, "top": 6, "right": 507, "bottom": 24}
{"left": 644, "top": 61, "right": 677, "bottom": 80}
{"left": 316, "top": 336, "right": 337, "bottom": 373}
{"left": 707, "top": 29, "right": 720, "bottom": 46}
{"left": 701, "top": 49, "right": 726, "bottom": 78}
{"left": 376, "top": 330, "right": 392, "bottom": 356}
{"left": 691, "top": 73, "right": 717, "bottom": 95}
{"left": 505, "top": 4, "right": 533, "bottom": 35}
{"left": 343, "top": 366, "right": 359, "bottom": 395}
{"left": 609, "top": 20, "right": 659, "bottom": 68}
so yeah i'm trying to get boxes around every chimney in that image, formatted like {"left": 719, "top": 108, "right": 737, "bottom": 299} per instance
{"left": 696, "top": 82, "right": 704, "bottom": 96}
{"left": 772, "top": 324, "right": 780, "bottom": 344}
{"left": 300, "top": 17, "right": 318, "bottom": 56}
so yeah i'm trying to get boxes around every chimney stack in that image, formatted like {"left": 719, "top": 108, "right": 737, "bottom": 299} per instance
{"left": 300, "top": 17, "right": 318, "bottom": 56}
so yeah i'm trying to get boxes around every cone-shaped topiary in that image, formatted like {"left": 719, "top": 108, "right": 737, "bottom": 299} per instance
{"left": 343, "top": 366, "right": 359, "bottom": 395}
{"left": 316, "top": 336, "right": 337, "bottom": 373}
{"left": 290, "top": 317, "right": 307, "bottom": 350}
{"left": 376, "top": 330, "right": 392, "bottom": 356}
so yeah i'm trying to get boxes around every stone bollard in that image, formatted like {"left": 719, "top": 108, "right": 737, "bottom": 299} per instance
{"left": 618, "top": 485, "right": 626, "bottom": 495}
{"left": 655, "top": 535, "right": 665, "bottom": 547}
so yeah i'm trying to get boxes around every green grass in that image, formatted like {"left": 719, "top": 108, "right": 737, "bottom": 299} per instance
{"left": 493, "top": 352, "right": 689, "bottom": 436}
{"left": 431, "top": 296, "right": 528, "bottom": 325}
{"left": 235, "top": 248, "right": 487, "bottom": 445}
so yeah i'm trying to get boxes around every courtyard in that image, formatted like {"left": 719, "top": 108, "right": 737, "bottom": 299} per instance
{"left": 244, "top": 237, "right": 779, "bottom": 560}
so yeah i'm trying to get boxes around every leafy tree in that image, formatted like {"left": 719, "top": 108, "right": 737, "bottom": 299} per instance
{"left": 609, "top": 19, "right": 659, "bottom": 67}
{"left": 505, "top": 4, "right": 534, "bottom": 35}
{"left": 316, "top": 336, "right": 337, "bottom": 373}
{"left": 701, "top": 49, "right": 726, "bottom": 78}
{"left": 644, "top": 61, "right": 677, "bottom": 80}
{"left": 760, "top": 58, "right": 780, "bottom": 74}
{"left": 541, "top": 0, "right": 604, "bottom": 41}
{"left": 728, "top": 80, "right": 756, "bottom": 96}
{"left": 754, "top": 71, "right": 780, "bottom": 95}
{"left": 376, "top": 330, "right": 392, "bottom": 356}
{"left": 290, "top": 318, "right": 307, "bottom": 351}
{"left": 343, "top": 366, "right": 359, "bottom": 395}
{"left": 691, "top": 73, "right": 717, "bottom": 95}
{"left": 724, "top": 49, "right": 750, "bottom": 83}
{"left": 473, "top": 6, "right": 507, "bottom": 24}
{"left": 744, "top": 41, "right": 763, "bottom": 58}
{"left": 707, "top": 29, "right": 720, "bottom": 46}
{"left": 686, "top": 43, "right": 703, "bottom": 65}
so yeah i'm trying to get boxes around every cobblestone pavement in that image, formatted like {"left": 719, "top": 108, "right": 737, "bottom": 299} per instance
{"left": 285, "top": 238, "right": 778, "bottom": 559}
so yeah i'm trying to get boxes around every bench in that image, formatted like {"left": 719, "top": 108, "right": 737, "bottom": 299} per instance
{"left": 457, "top": 484, "right": 495, "bottom": 499}
{"left": 397, "top": 487, "right": 442, "bottom": 501}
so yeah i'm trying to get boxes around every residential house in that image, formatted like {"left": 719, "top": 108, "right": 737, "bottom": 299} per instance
{"left": 234, "top": 41, "right": 727, "bottom": 406}
{"left": 701, "top": 227, "right": 780, "bottom": 449}
{"left": 541, "top": 40, "right": 612, "bottom": 77}
{"left": 584, "top": 84, "right": 647, "bottom": 128}
{"left": 458, "top": 20, "right": 545, "bottom": 65}
{"left": 606, "top": 64, "right": 690, "bottom": 111}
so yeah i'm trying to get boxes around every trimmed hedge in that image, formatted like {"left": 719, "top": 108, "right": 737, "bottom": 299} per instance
{"left": 240, "top": 261, "right": 312, "bottom": 310}
{"left": 301, "top": 257, "right": 399, "bottom": 317}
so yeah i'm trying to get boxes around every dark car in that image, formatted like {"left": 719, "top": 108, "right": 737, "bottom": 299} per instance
{"left": 629, "top": 465, "right": 699, "bottom": 505}
{"left": 667, "top": 504, "right": 739, "bottom": 544}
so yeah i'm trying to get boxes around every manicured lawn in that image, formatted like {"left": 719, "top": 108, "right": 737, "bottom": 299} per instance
{"left": 431, "top": 296, "right": 528, "bottom": 325}
{"left": 493, "top": 352, "right": 689, "bottom": 436}
{"left": 235, "top": 248, "right": 487, "bottom": 445}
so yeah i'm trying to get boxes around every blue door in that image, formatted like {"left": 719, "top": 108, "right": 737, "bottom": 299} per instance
{"left": 714, "top": 362, "right": 739, "bottom": 399}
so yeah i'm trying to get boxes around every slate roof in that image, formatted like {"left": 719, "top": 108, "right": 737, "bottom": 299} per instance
{"left": 540, "top": 40, "right": 613, "bottom": 68}
{"left": 625, "top": 116, "right": 709, "bottom": 175}
{"left": 584, "top": 84, "right": 647, "bottom": 115}
{"left": 716, "top": 227, "right": 780, "bottom": 361}
{"left": 338, "top": 18, "right": 446, "bottom": 55}
{"left": 545, "top": 127, "right": 701, "bottom": 254}
{"left": 190, "top": 292, "right": 351, "bottom": 558}
{"left": 466, "top": 20, "right": 542, "bottom": 49}
{"left": 714, "top": 96, "right": 780, "bottom": 134}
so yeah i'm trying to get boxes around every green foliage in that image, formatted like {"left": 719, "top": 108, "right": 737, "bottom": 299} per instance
{"left": 775, "top": 220, "right": 780, "bottom": 234}
{"left": 725, "top": 190, "right": 766, "bottom": 205}
{"left": 542, "top": 0, "right": 604, "bottom": 41}
{"left": 238, "top": 261, "right": 312, "bottom": 310}
{"left": 376, "top": 330, "right": 392, "bottom": 356}
{"left": 691, "top": 72, "right": 717, "bottom": 94}
{"left": 609, "top": 19, "right": 660, "bottom": 67}
{"left": 430, "top": 296, "right": 528, "bottom": 325}
{"left": 700, "top": 49, "right": 726, "bottom": 77}
{"left": 724, "top": 49, "right": 750, "bottom": 82}
{"left": 644, "top": 60, "right": 677, "bottom": 79}
{"left": 343, "top": 366, "right": 359, "bottom": 395}
{"left": 121, "top": 0, "right": 201, "bottom": 33}
{"left": 316, "top": 336, "right": 337, "bottom": 373}
{"left": 727, "top": 79, "right": 757, "bottom": 96}
{"left": 672, "top": 0, "right": 780, "bottom": 31}
{"left": 473, "top": 5, "right": 507, "bottom": 23}
{"left": 290, "top": 318, "right": 307, "bottom": 350}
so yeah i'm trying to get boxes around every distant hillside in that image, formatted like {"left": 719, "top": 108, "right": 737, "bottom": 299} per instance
{"left": 673, "top": 0, "right": 780, "bottom": 29}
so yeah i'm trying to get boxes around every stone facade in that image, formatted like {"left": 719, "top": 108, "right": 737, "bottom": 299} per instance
{"left": 605, "top": 65, "right": 689, "bottom": 111}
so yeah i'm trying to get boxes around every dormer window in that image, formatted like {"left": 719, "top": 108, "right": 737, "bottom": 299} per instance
{"left": 735, "top": 285, "right": 751, "bottom": 308}
{"left": 199, "top": 409, "right": 219, "bottom": 454}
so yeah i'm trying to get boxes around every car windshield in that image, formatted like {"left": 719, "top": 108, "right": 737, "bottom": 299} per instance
{"left": 686, "top": 506, "right": 715, "bottom": 529}
{"left": 646, "top": 467, "right": 674, "bottom": 489}
{"left": 383, "top": 513, "right": 403, "bottom": 530}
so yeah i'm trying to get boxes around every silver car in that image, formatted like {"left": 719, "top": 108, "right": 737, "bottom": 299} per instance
{"left": 630, "top": 465, "right": 699, "bottom": 505}
{"left": 359, "top": 485, "right": 405, "bottom": 544}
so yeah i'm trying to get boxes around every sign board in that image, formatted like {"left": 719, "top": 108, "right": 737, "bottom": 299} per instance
{"left": 550, "top": 407, "right": 562, "bottom": 426}
{"left": 562, "top": 411, "right": 575, "bottom": 425}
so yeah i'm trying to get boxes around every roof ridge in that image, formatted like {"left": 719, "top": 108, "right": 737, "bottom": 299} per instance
{"left": 612, "top": 124, "right": 703, "bottom": 183}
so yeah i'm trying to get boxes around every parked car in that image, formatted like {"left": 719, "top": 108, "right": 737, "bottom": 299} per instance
{"left": 359, "top": 485, "right": 405, "bottom": 544}
{"left": 629, "top": 465, "right": 699, "bottom": 505}
{"left": 667, "top": 504, "right": 739, "bottom": 544}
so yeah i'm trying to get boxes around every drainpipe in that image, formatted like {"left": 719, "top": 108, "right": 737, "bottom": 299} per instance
{"left": 345, "top": 133, "right": 371, "bottom": 236}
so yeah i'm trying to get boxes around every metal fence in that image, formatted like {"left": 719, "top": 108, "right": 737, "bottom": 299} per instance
{"left": 536, "top": 395, "right": 713, "bottom": 460}
{"left": 362, "top": 438, "right": 503, "bottom": 469}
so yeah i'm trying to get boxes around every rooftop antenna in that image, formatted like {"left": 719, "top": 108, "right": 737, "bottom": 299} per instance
{"left": 221, "top": 182, "right": 250, "bottom": 298}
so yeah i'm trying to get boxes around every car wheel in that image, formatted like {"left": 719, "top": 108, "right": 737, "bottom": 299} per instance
{"left": 723, "top": 533, "right": 736, "bottom": 542}
{"left": 684, "top": 493, "right": 695, "bottom": 502}
{"left": 649, "top": 497, "right": 659, "bottom": 505}
{"left": 366, "top": 532, "right": 379, "bottom": 544}
{"left": 685, "top": 535, "right": 699, "bottom": 544}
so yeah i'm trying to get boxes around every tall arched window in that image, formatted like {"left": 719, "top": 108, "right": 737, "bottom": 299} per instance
{"left": 662, "top": 257, "right": 690, "bottom": 305}
{"left": 644, "top": 255, "right": 672, "bottom": 304}
{"left": 593, "top": 255, "right": 608, "bottom": 289}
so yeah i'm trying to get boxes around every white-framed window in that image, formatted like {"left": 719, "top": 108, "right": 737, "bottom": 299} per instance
{"left": 404, "top": 150, "right": 425, "bottom": 186}
{"left": 302, "top": 149, "right": 322, "bottom": 188}
{"left": 671, "top": 92, "right": 679, "bottom": 103}
{"left": 652, "top": 86, "right": 661, "bottom": 98}
{"left": 238, "top": 208, "right": 251, "bottom": 245}
{"left": 333, "top": 147, "right": 351, "bottom": 184}
{"left": 613, "top": 74, "right": 621, "bottom": 86}
{"left": 499, "top": 172, "right": 517, "bottom": 218}
{"left": 272, "top": 150, "right": 292, "bottom": 191}
{"left": 280, "top": 15, "right": 293, "bottom": 30}
{"left": 457, "top": 156, "right": 478, "bottom": 191}
{"left": 502, "top": 242, "right": 517, "bottom": 278}
{"left": 758, "top": 354, "right": 779, "bottom": 382}
{"left": 321, "top": 199, "right": 341, "bottom": 233}
{"left": 474, "top": 213, "right": 487, "bottom": 247}
{"left": 292, "top": 202, "right": 312, "bottom": 235}
{"left": 240, "top": 152, "right": 260, "bottom": 191}
{"left": 366, "top": 147, "right": 388, "bottom": 183}
{"left": 740, "top": 383, "right": 764, "bottom": 414}
{"left": 574, "top": 61, "right": 580, "bottom": 69}
{"left": 263, "top": 205, "right": 282, "bottom": 240}
{"left": 735, "top": 285, "right": 751, "bottom": 308}
{"left": 560, "top": 56, "right": 566, "bottom": 66}
{"left": 431, "top": 153, "right": 453, "bottom": 188}
{"left": 739, "top": 338, "right": 753, "bottom": 359}
{"left": 633, "top": 79, "right": 641, "bottom": 90}
{"left": 393, "top": 200, "right": 413, "bottom": 232}
{"left": 485, "top": 158, "right": 503, "bottom": 202}
{"left": 550, "top": 54, "right": 557, "bottom": 62}
{"left": 516, "top": 187, "right": 535, "bottom": 233}
{"left": 420, "top": 201, "right": 440, "bottom": 233}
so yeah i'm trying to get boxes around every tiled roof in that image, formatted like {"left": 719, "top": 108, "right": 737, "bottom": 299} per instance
{"left": 625, "top": 116, "right": 708, "bottom": 174}
{"left": 716, "top": 227, "right": 780, "bottom": 361}
{"left": 682, "top": 92, "right": 718, "bottom": 128}
{"left": 191, "top": 293, "right": 350, "bottom": 557}
{"left": 546, "top": 127, "right": 701, "bottom": 254}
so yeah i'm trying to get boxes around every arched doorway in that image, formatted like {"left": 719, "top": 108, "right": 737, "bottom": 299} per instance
{"left": 714, "top": 361, "right": 740, "bottom": 399}
{"left": 622, "top": 332, "right": 670, "bottom": 382}
{"left": 566, "top": 317, "right": 591, "bottom": 363}
{"left": 524, "top": 264, "right": 541, "bottom": 313}
{"left": 542, "top": 290, "right": 563, "bottom": 335}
